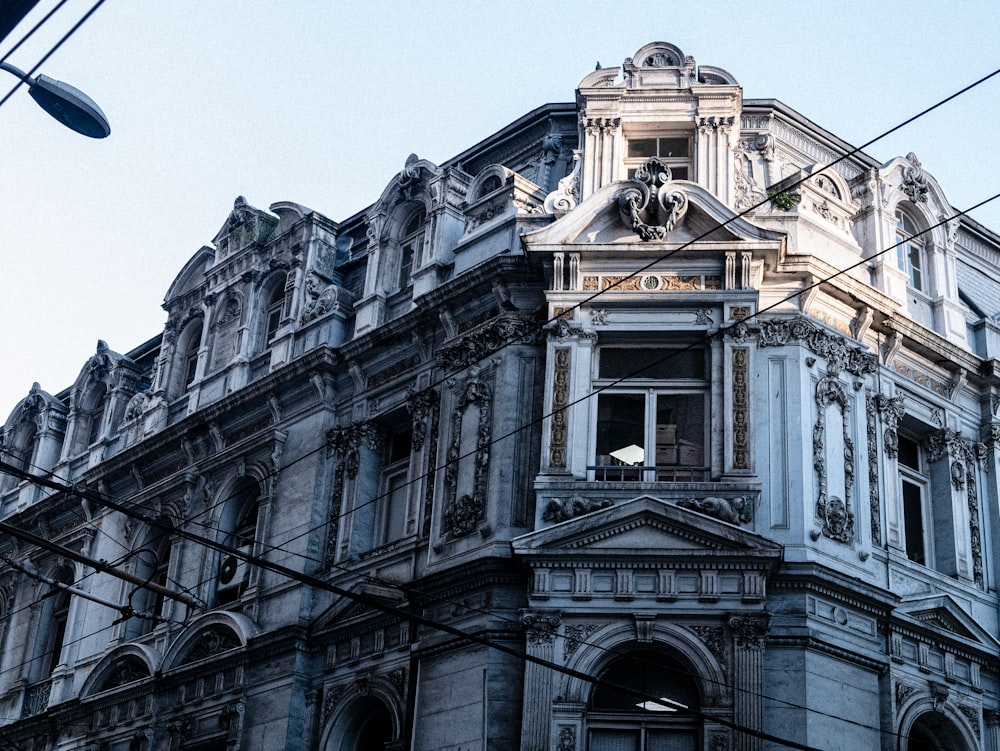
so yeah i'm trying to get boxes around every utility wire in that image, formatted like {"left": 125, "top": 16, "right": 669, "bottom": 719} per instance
{"left": 0, "top": 0, "right": 72, "bottom": 64}
{"left": 0, "top": 0, "right": 106, "bottom": 111}
{"left": 0, "top": 59, "right": 997, "bottom": 751}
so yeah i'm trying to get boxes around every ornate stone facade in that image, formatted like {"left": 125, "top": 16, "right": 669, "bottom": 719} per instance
{"left": 1, "top": 40, "right": 999, "bottom": 751}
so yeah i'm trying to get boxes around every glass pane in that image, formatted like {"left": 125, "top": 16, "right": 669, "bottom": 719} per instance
{"left": 647, "top": 730, "right": 695, "bottom": 751}
{"left": 591, "top": 729, "right": 639, "bottom": 751}
{"left": 599, "top": 349, "right": 704, "bottom": 380}
{"left": 907, "top": 243, "right": 924, "bottom": 290}
{"left": 627, "top": 139, "right": 657, "bottom": 158}
{"left": 656, "top": 395, "right": 704, "bottom": 469}
{"left": 898, "top": 436, "right": 920, "bottom": 470}
{"left": 902, "top": 480, "right": 925, "bottom": 564}
{"left": 671, "top": 166, "right": 688, "bottom": 181}
{"left": 382, "top": 471, "right": 408, "bottom": 542}
{"left": 596, "top": 394, "right": 646, "bottom": 468}
{"left": 658, "top": 138, "right": 689, "bottom": 157}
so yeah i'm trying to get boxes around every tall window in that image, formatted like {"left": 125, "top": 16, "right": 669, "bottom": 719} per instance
{"left": 626, "top": 135, "right": 692, "bottom": 181}
{"left": 124, "top": 522, "right": 173, "bottom": 639}
{"left": 397, "top": 210, "right": 425, "bottom": 291}
{"left": 216, "top": 479, "right": 260, "bottom": 606}
{"left": 38, "top": 567, "right": 73, "bottom": 679}
{"left": 899, "top": 434, "right": 930, "bottom": 566}
{"left": 263, "top": 277, "right": 286, "bottom": 345}
{"left": 376, "top": 427, "right": 412, "bottom": 546}
{"left": 593, "top": 347, "right": 708, "bottom": 481}
{"left": 589, "top": 650, "right": 701, "bottom": 751}
{"left": 895, "top": 209, "right": 926, "bottom": 292}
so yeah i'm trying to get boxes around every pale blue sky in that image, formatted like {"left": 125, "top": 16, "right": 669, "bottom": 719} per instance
{"left": 2, "top": 0, "right": 999, "bottom": 415}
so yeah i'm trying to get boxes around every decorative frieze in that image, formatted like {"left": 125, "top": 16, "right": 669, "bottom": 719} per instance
{"left": 582, "top": 273, "right": 721, "bottom": 292}
{"left": 676, "top": 496, "right": 751, "bottom": 525}
{"left": 542, "top": 496, "right": 611, "bottom": 523}
{"left": 733, "top": 316, "right": 877, "bottom": 377}
{"left": 435, "top": 312, "right": 543, "bottom": 372}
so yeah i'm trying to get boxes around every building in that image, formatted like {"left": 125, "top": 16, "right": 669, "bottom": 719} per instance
{"left": 2, "top": 40, "right": 1000, "bottom": 751}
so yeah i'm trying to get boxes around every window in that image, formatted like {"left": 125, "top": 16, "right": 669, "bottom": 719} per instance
{"left": 898, "top": 434, "right": 929, "bottom": 565}
{"left": 593, "top": 347, "right": 708, "bottom": 481}
{"left": 397, "top": 210, "right": 425, "bottom": 291}
{"left": 215, "top": 479, "right": 260, "bottom": 606}
{"left": 895, "top": 209, "right": 926, "bottom": 292}
{"left": 376, "top": 427, "right": 412, "bottom": 546}
{"left": 124, "top": 522, "right": 173, "bottom": 639}
{"left": 589, "top": 650, "right": 701, "bottom": 751}
{"left": 263, "top": 280, "right": 285, "bottom": 344}
{"left": 36, "top": 567, "right": 73, "bottom": 679}
{"left": 626, "top": 135, "right": 692, "bottom": 181}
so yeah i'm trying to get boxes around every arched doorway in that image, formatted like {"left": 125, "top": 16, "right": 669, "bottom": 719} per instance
{"left": 904, "top": 711, "right": 968, "bottom": 751}
{"left": 588, "top": 649, "right": 702, "bottom": 751}
{"left": 325, "top": 696, "right": 395, "bottom": 751}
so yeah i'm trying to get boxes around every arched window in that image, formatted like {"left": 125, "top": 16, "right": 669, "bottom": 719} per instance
{"left": 123, "top": 521, "right": 174, "bottom": 640}
{"left": 905, "top": 711, "right": 969, "bottom": 751}
{"left": 31, "top": 567, "right": 73, "bottom": 682}
{"left": 588, "top": 650, "right": 701, "bottom": 751}
{"left": 895, "top": 208, "right": 926, "bottom": 292}
{"left": 477, "top": 174, "right": 503, "bottom": 199}
{"left": 215, "top": 478, "right": 260, "bottom": 606}
{"left": 396, "top": 209, "right": 425, "bottom": 292}
{"left": 172, "top": 320, "right": 203, "bottom": 397}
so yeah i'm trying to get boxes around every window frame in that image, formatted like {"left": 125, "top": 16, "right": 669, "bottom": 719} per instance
{"left": 396, "top": 210, "right": 425, "bottom": 292}
{"left": 895, "top": 208, "right": 927, "bottom": 292}
{"left": 624, "top": 132, "right": 694, "bottom": 182}
{"left": 374, "top": 426, "right": 413, "bottom": 547}
{"left": 591, "top": 346, "right": 710, "bottom": 482}
{"left": 898, "top": 433, "right": 932, "bottom": 566}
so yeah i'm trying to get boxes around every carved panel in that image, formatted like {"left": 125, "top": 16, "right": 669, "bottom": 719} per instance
{"left": 549, "top": 348, "right": 570, "bottom": 468}
{"left": 813, "top": 376, "right": 855, "bottom": 543}
{"left": 443, "top": 379, "right": 492, "bottom": 539}
{"left": 732, "top": 347, "right": 750, "bottom": 469}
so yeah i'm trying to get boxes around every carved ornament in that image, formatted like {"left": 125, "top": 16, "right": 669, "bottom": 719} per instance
{"left": 676, "top": 496, "right": 751, "bottom": 525}
{"left": 435, "top": 311, "right": 543, "bottom": 371}
{"left": 542, "top": 496, "right": 612, "bottom": 523}
{"left": 617, "top": 162, "right": 689, "bottom": 241}
{"left": 732, "top": 316, "right": 877, "bottom": 376}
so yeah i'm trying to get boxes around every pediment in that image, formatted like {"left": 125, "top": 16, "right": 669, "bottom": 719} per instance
{"left": 524, "top": 180, "right": 783, "bottom": 250}
{"left": 312, "top": 581, "right": 408, "bottom": 634}
{"left": 894, "top": 595, "right": 1000, "bottom": 650}
{"left": 512, "top": 496, "right": 782, "bottom": 562}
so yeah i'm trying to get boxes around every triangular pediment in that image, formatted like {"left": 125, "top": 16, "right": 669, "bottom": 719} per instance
{"left": 523, "top": 181, "right": 783, "bottom": 250}
{"left": 311, "top": 581, "right": 407, "bottom": 634}
{"left": 513, "top": 496, "right": 782, "bottom": 562}
{"left": 894, "top": 595, "right": 1000, "bottom": 650}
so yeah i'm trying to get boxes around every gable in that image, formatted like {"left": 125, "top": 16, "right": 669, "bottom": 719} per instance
{"left": 513, "top": 495, "right": 782, "bottom": 561}
{"left": 523, "top": 180, "right": 783, "bottom": 251}
{"left": 893, "top": 594, "right": 1000, "bottom": 650}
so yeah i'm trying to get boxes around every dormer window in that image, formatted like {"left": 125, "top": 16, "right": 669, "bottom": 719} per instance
{"left": 895, "top": 208, "right": 926, "bottom": 292}
{"left": 263, "top": 278, "right": 286, "bottom": 345}
{"left": 626, "top": 135, "right": 691, "bottom": 181}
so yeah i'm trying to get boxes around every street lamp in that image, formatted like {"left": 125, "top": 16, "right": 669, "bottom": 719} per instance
{"left": 0, "top": 61, "right": 109, "bottom": 138}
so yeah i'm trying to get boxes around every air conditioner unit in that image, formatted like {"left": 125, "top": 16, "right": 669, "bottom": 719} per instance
{"left": 217, "top": 546, "right": 251, "bottom": 592}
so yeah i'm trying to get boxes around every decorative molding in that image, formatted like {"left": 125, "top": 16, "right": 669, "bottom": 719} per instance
{"left": 876, "top": 393, "right": 906, "bottom": 458}
{"left": 676, "top": 496, "right": 751, "bottom": 525}
{"left": 728, "top": 614, "right": 770, "bottom": 650}
{"left": 564, "top": 623, "right": 598, "bottom": 658}
{"left": 435, "top": 312, "right": 543, "bottom": 372}
{"left": 901, "top": 152, "right": 930, "bottom": 203}
{"left": 814, "top": 376, "right": 855, "bottom": 543}
{"left": 732, "top": 316, "right": 877, "bottom": 376}
{"left": 542, "top": 496, "right": 612, "bottom": 523}
{"left": 443, "top": 378, "right": 492, "bottom": 539}
{"left": 866, "top": 392, "right": 881, "bottom": 545}
{"left": 732, "top": 347, "right": 750, "bottom": 469}
{"left": 549, "top": 348, "right": 570, "bottom": 468}
{"left": 617, "top": 168, "right": 688, "bottom": 241}
{"left": 581, "top": 273, "right": 721, "bottom": 292}
{"left": 520, "top": 611, "right": 561, "bottom": 645}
